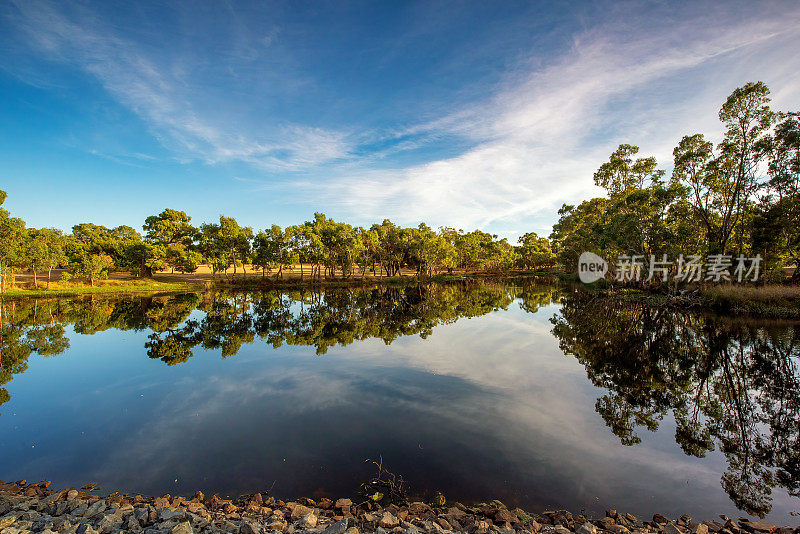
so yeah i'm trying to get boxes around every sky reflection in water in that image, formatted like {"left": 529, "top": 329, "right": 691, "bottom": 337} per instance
{"left": 0, "top": 284, "right": 797, "bottom": 523}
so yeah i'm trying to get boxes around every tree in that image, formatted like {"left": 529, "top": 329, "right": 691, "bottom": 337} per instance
{"left": 753, "top": 112, "right": 800, "bottom": 280}
{"left": 0, "top": 191, "right": 26, "bottom": 292}
{"left": 143, "top": 209, "right": 197, "bottom": 275}
{"left": 24, "top": 228, "right": 68, "bottom": 289}
{"left": 517, "top": 232, "right": 555, "bottom": 269}
{"left": 673, "top": 81, "right": 775, "bottom": 255}
{"left": 594, "top": 144, "right": 664, "bottom": 196}
{"left": 73, "top": 253, "right": 113, "bottom": 287}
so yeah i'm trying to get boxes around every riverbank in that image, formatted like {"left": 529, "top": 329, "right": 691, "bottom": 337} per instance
{"left": 572, "top": 283, "right": 800, "bottom": 319}
{"left": 0, "top": 270, "right": 559, "bottom": 298}
{"left": 1, "top": 480, "right": 796, "bottom": 534}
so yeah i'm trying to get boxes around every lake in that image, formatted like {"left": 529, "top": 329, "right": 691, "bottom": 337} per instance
{"left": 0, "top": 281, "right": 797, "bottom": 523}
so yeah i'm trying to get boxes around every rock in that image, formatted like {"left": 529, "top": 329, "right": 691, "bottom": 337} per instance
{"left": 431, "top": 493, "right": 445, "bottom": 508}
{"left": 741, "top": 522, "right": 779, "bottom": 533}
{"left": 607, "top": 510, "right": 619, "bottom": 519}
{"left": 83, "top": 500, "right": 107, "bottom": 519}
{"left": 76, "top": 524, "right": 98, "bottom": 534}
{"left": 265, "top": 515, "right": 287, "bottom": 532}
{"left": 241, "top": 520, "right": 263, "bottom": 534}
{"left": 322, "top": 518, "right": 350, "bottom": 534}
{"left": 335, "top": 499, "right": 353, "bottom": 509}
{"left": 577, "top": 522, "right": 598, "bottom": 534}
{"left": 343, "top": 528, "right": 359, "bottom": 534}
{"left": 495, "top": 509, "right": 517, "bottom": 524}
{"left": 379, "top": 512, "right": 400, "bottom": 529}
{"left": 704, "top": 522, "right": 726, "bottom": 533}
{"left": 125, "top": 514, "right": 142, "bottom": 532}
{"left": 159, "top": 509, "right": 186, "bottom": 522}
{"left": 664, "top": 523, "right": 684, "bottom": 534}
{"left": 295, "top": 512, "right": 318, "bottom": 529}
{"left": 654, "top": 515, "right": 670, "bottom": 524}
{"left": 289, "top": 503, "right": 314, "bottom": 519}
{"left": 408, "top": 502, "right": 430, "bottom": 515}
{"left": 170, "top": 521, "right": 193, "bottom": 534}
{"left": 610, "top": 525, "right": 631, "bottom": 534}
{"left": 693, "top": 524, "right": 710, "bottom": 534}
{"left": 95, "top": 513, "right": 123, "bottom": 533}
{"left": 554, "top": 526, "right": 572, "bottom": 534}
{"left": 71, "top": 504, "right": 88, "bottom": 517}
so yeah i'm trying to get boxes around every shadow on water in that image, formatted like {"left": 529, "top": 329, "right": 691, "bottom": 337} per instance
{"left": 0, "top": 282, "right": 798, "bottom": 518}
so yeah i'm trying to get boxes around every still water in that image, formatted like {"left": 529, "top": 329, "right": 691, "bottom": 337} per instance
{"left": 0, "top": 282, "right": 798, "bottom": 522}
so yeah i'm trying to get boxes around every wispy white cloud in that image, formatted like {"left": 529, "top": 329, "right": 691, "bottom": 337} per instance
{"left": 5, "top": 1, "right": 800, "bottom": 236}
{"left": 305, "top": 6, "right": 800, "bottom": 236}
{"left": 6, "top": 0, "right": 354, "bottom": 171}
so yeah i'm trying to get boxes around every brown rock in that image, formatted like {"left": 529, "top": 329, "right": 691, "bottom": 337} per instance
{"left": 654, "top": 515, "right": 670, "bottom": 524}
{"left": 290, "top": 503, "right": 314, "bottom": 519}
{"left": 741, "top": 522, "right": 779, "bottom": 534}
{"left": 335, "top": 498, "right": 353, "bottom": 509}
{"left": 495, "top": 509, "right": 518, "bottom": 524}
{"left": 409, "top": 502, "right": 431, "bottom": 515}
{"left": 379, "top": 511, "right": 400, "bottom": 529}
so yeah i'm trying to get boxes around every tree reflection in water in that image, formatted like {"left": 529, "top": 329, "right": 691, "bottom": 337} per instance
{"left": 1, "top": 283, "right": 796, "bottom": 517}
{"left": 551, "top": 289, "right": 800, "bottom": 518}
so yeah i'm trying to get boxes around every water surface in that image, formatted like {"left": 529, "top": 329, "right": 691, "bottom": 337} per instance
{"left": 0, "top": 282, "right": 797, "bottom": 523}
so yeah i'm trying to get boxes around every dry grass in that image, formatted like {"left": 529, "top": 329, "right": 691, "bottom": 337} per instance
{"left": 702, "top": 284, "right": 800, "bottom": 302}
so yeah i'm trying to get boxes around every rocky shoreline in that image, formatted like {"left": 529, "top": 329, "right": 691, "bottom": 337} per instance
{"left": 1, "top": 480, "right": 797, "bottom": 534}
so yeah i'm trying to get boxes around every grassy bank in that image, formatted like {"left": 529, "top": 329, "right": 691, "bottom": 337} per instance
{"left": 0, "top": 271, "right": 561, "bottom": 298}
{"left": 600, "top": 284, "right": 800, "bottom": 319}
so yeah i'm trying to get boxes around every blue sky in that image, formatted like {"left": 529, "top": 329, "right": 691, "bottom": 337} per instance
{"left": 1, "top": 0, "right": 799, "bottom": 240}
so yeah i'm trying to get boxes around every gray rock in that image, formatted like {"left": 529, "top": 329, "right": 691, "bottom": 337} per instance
{"left": 577, "top": 523, "right": 598, "bottom": 534}
{"left": 159, "top": 509, "right": 186, "bottom": 522}
{"left": 95, "top": 512, "right": 123, "bottom": 533}
{"left": 241, "top": 520, "right": 263, "bottom": 534}
{"left": 170, "top": 521, "right": 194, "bottom": 534}
{"left": 664, "top": 523, "right": 684, "bottom": 534}
{"left": 67, "top": 490, "right": 79, "bottom": 501}
{"left": 321, "top": 518, "right": 349, "bottom": 534}
{"left": 76, "top": 524, "right": 99, "bottom": 534}
{"left": 83, "top": 501, "right": 107, "bottom": 519}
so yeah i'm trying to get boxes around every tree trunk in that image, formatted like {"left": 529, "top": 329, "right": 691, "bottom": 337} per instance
{"left": 33, "top": 269, "right": 38, "bottom": 288}
{"left": 47, "top": 267, "right": 52, "bottom": 289}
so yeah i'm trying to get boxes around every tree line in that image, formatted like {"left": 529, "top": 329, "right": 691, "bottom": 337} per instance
{"left": 551, "top": 81, "right": 800, "bottom": 282}
{"left": 0, "top": 197, "right": 556, "bottom": 290}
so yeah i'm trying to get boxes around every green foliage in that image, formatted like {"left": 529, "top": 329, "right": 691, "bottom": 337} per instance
{"left": 554, "top": 81, "right": 796, "bottom": 282}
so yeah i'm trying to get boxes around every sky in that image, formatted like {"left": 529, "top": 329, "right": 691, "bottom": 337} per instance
{"left": 1, "top": 0, "right": 799, "bottom": 240}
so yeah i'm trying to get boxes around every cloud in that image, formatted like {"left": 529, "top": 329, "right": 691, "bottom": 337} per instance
{"left": 306, "top": 5, "right": 800, "bottom": 236}
{"left": 5, "top": 1, "right": 800, "bottom": 236}
{"left": 5, "top": 0, "right": 353, "bottom": 170}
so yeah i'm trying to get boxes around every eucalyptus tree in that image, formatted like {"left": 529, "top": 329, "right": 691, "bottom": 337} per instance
{"left": 672, "top": 81, "right": 775, "bottom": 255}
{"left": 517, "top": 231, "right": 555, "bottom": 269}
{"left": 143, "top": 209, "right": 198, "bottom": 275}
{"left": 0, "top": 191, "right": 26, "bottom": 291}
{"left": 218, "top": 216, "right": 253, "bottom": 278}
{"left": 752, "top": 112, "right": 800, "bottom": 279}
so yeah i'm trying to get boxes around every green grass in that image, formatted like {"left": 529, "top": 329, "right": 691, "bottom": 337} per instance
{"left": 1, "top": 280, "right": 206, "bottom": 298}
